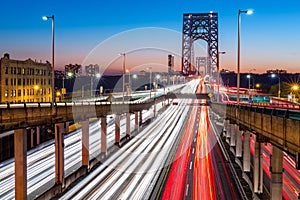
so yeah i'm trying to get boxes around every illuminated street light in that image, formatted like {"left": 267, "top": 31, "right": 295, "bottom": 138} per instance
{"left": 292, "top": 84, "right": 299, "bottom": 92}
{"left": 42, "top": 15, "right": 55, "bottom": 104}
{"left": 271, "top": 70, "right": 281, "bottom": 98}
{"left": 237, "top": 9, "right": 253, "bottom": 104}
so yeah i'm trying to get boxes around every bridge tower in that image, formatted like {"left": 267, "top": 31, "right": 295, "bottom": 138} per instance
{"left": 182, "top": 12, "right": 219, "bottom": 79}
{"left": 196, "top": 57, "right": 208, "bottom": 75}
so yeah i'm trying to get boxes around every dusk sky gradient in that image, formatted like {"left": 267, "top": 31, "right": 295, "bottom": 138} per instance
{"left": 1, "top": 0, "right": 300, "bottom": 74}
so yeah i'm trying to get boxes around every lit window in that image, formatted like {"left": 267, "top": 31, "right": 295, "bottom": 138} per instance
{"left": 5, "top": 90, "right": 8, "bottom": 97}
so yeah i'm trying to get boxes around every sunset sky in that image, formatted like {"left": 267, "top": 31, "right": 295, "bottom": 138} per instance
{"left": 1, "top": 0, "right": 300, "bottom": 74}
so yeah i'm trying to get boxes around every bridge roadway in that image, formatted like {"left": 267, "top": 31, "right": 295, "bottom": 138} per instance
{"left": 211, "top": 102, "right": 300, "bottom": 199}
{"left": 0, "top": 80, "right": 209, "bottom": 199}
{"left": 211, "top": 103, "right": 300, "bottom": 163}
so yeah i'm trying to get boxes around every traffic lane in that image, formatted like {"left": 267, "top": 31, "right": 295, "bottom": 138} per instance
{"left": 162, "top": 104, "right": 198, "bottom": 200}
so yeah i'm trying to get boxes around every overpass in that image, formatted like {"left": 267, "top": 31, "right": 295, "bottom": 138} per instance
{"left": 211, "top": 102, "right": 300, "bottom": 199}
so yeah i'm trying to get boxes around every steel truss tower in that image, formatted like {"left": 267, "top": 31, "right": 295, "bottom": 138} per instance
{"left": 182, "top": 12, "right": 219, "bottom": 79}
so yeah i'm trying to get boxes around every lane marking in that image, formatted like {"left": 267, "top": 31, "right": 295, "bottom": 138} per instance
{"left": 186, "top": 184, "right": 189, "bottom": 196}
{"left": 192, "top": 148, "right": 195, "bottom": 154}
{"left": 190, "top": 161, "right": 193, "bottom": 170}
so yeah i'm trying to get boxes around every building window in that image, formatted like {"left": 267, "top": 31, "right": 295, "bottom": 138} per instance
{"left": 22, "top": 68, "right": 25, "bottom": 75}
{"left": 4, "top": 66, "right": 8, "bottom": 74}
{"left": 48, "top": 79, "right": 51, "bottom": 85}
{"left": 18, "top": 90, "right": 21, "bottom": 96}
{"left": 13, "top": 90, "right": 16, "bottom": 97}
{"left": 23, "top": 89, "right": 25, "bottom": 96}
{"left": 23, "top": 79, "right": 26, "bottom": 85}
{"left": 48, "top": 88, "right": 51, "bottom": 94}
{"left": 27, "top": 89, "right": 30, "bottom": 95}
{"left": 18, "top": 79, "right": 21, "bottom": 85}
{"left": 11, "top": 90, "right": 13, "bottom": 97}
{"left": 5, "top": 90, "right": 8, "bottom": 97}
{"left": 13, "top": 67, "right": 16, "bottom": 74}
{"left": 11, "top": 79, "right": 13, "bottom": 85}
{"left": 36, "top": 79, "right": 39, "bottom": 84}
{"left": 17, "top": 67, "right": 21, "bottom": 75}
{"left": 14, "top": 78, "right": 16, "bottom": 86}
{"left": 5, "top": 78, "right": 8, "bottom": 86}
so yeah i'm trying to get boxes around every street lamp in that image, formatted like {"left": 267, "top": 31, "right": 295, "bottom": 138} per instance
{"left": 291, "top": 84, "right": 299, "bottom": 103}
{"left": 120, "top": 53, "right": 126, "bottom": 103}
{"left": 247, "top": 68, "right": 256, "bottom": 89}
{"left": 42, "top": 15, "right": 55, "bottom": 104}
{"left": 237, "top": 9, "right": 253, "bottom": 104}
{"left": 271, "top": 70, "right": 281, "bottom": 98}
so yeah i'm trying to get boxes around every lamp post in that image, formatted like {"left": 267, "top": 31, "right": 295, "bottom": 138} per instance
{"left": 120, "top": 53, "right": 126, "bottom": 103}
{"left": 237, "top": 9, "right": 253, "bottom": 104}
{"left": 42, "top": 15, "right": 55, "bottom": 104}
{"left": 247, "top": 68, "right": 256, "bottom": 89}
{"left": 271, "top": 72, "right": 281, "bottom": 98}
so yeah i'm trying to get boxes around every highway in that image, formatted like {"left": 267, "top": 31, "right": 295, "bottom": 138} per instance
{"left": 161, "top": 82, "right": 246, "bottom": 200}
{"left": 0, "top": 102, "right": 163, "bottom": 199}
{"left": 60, "top": 79, "right": 200, "bottom": 199}
{"left": 0, "top": 83, "right": 187, "bottom": 199}
{"left": 250, "top": 136, "right": 300, "bottom": 200}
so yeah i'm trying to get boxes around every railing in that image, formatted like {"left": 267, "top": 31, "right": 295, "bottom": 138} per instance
{"left": 211, "top": 103, "right": 300, "bottom": 156}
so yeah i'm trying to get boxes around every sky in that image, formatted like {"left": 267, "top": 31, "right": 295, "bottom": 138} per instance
{"left": 1, "top": 0, "right": 300, "bottom": 74}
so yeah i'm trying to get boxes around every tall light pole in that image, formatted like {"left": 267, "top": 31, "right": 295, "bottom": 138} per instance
{"left": 237, "top": 9, "right": 253, "bottom": 104}
{"left": 120, "top": 53, "right": 126, "bottom": 103}
{"left": 271, "top": 70, "right": 281, "bottom": 98}
{"left": 42, "top": 15, "right": 55, "bottom": 104}
{"left": 247, "top": 68, "right": 256, "bottom": 89}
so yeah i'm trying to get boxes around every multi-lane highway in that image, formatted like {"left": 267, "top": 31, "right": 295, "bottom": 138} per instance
{"left": 60, "top": 79, "right": 200, "bottom": 199}
{"left": 0, "top": 102, "right": 162, "bottom": 199}
{"left": 0, "top": 83, "right": 187, "bottom": 199}
{"left": 160, "top": 82, "right": 246, "bottom": 200}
